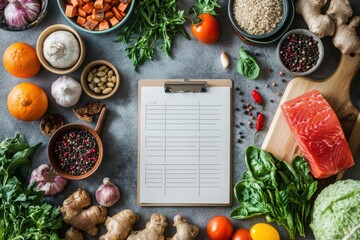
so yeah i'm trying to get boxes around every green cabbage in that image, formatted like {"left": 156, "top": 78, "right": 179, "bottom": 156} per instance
{"left": 311, "top": 179, "right": 360, "bottom": 240}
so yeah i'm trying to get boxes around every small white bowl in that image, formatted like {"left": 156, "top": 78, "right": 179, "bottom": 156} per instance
{"left": 276, "top": 29, "right": 324, "bottom": 77}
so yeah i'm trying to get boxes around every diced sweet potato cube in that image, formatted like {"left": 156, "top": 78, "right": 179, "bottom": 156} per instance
{"left": 84, "top": 19, "right": 99, "bottom": 30}
{"left": 70, "top": 0, "right": 81, "bottom": 7}
{"left": 76, "top": 16, "right": 87, "bottom": 26}
{"left": 78, "top": 8, "right": 87, "bottom": 17}
{"left": 94, "top": 0, "right": 104, "bottom": 9}
{"left": 95, "top": 24, "right": 100, "bottom": 31}
{"left": 99, "top": 20, "right": 110, "bottom": 30}
{"left": 92, "top": 9, "right": 104, "bottom": 21}
{"left": 112, "top": 7, "right": 123, "bottom": 20}
{"left": 117, "top": 2, "right": 129, "bottom": 12}
{"left": 111, "top": 0, "right": 119, "bottom": 6}
{"left": 104, "top": 11, "right": 114, "bottom": 20}
{"left": 82, "top": 1, "right": 94, "bottom": 13}
{"left": 86, "top": 15, "right": 93, "bottom": 20}
{"left": 103, "top": 2, "right": 111, "bottom": 11}
{"left": 65, "top": 5, "right": 77, "bottom": 18}
{"left": 109, "top": 17, "right": 119, "bottom": 26}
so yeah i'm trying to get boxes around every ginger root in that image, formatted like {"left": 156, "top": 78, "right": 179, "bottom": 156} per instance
{"left": 296, "top": 0, "right": 335, "bottom": 38}
{"left": 100, "top": 209, "right": 140, "bottom": 240}
{"left": 127, "top": 213, "right": 168, "bottom": 240}
{"left": 327, "top": 0, "right": 360, "bottom": 55}
{"left": 65, "top": 227, "right": 84, "bottom": 240}
{"left": 61, "top": 188, "right": 107, "bottom": 236}
{"left": 167, "top": 214, "right": 199, "bottom": 240}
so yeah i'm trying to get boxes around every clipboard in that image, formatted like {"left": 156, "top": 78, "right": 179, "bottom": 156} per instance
{"left": 138, "top": 79, "right": 233, "bottom": 206}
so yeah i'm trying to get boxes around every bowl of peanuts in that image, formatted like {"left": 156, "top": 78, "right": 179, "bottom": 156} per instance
{"left": 57, "top": 0, "right": 135, "bottom": 34}
{"left": 81, "top": 60, "right": 120, "bottom": 99}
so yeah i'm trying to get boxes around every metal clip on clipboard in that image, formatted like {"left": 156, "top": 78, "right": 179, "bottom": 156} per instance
{"left": 164, "top": 79, "right": 208, "bottom": 93}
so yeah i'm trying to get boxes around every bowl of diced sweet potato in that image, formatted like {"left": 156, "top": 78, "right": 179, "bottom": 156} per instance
{"left": 57, "top": 0, "right": 135, "bottom": 34}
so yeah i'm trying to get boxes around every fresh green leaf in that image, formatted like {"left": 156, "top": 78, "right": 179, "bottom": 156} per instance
{"left": 231, "top": 146, "right": 317, "bottom": 239}
{"left": 237, "top": 47, "right": 260, "bottom": 80}
{"left": 190, "top": 0, "right": 221, "bottom": 16}
{"left": 115, "top": 0, "right": 186, "bottom": 68}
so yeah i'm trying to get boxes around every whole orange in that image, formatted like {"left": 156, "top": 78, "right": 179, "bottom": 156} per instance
{"left": 7, "top": 82, "right": 48, "bottom": 121}
{"left": 3, "top": 42, "right": 41, "bottom": 78}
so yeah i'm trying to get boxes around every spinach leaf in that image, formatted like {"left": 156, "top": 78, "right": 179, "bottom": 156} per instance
{"left": 231, "top": 146, "right": 317, "bottom": 239}
{"left": 0, "top": 134, "right": 62, "bottom": 239}
{"left": 236, "top": 47, "right": 260, "bottom": 80}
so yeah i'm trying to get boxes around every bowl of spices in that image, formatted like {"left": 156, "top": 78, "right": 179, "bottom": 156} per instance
{"left": 229, "top": 0, "right": 289, "bottom": 40}
{"left": 0, "top": 0, "right": 49, "bottom": 31}
{"left": 36, "top": 24, "right": 86, "bottom": 75}
{"left": 56, "top": 0, "right": 135, "bottom": 34}
{"left": 48, "top": 107, "right": 106, "bottom": 180}
{"left": 81, "top": 60, "right": 120, "bottom": 99}
{"left": 276, "top": 29, "right": 324, "bottom": 76}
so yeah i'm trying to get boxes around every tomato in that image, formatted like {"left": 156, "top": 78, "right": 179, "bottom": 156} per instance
{"left": 232, "top": 228, "right": 252, "bottom": 240}
{"left": 207, "top": 216, "right": 234, "bottom": 240}
{"left": 250, "top": 223, "right": 280, "bottom": 240}
{"left": 191, "top": 13, "right": 220, "bottom": 44}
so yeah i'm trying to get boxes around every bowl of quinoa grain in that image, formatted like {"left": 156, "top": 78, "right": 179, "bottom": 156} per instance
{"left": 276, "top": 29, "right": 324, "bottom": 76}
{"left": 229, "top": 0, "right": 289, "bottom": 40}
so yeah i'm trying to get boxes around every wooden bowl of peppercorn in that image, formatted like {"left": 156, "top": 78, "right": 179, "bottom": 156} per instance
{"left": 47, "top": 108, "right": 106, "bottom": 180}
{"left": 276, "top": 29, "right": 324, "bottom": 77}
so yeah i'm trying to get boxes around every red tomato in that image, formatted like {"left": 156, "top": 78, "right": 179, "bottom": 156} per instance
{"left": 191, "top": 13, "right": 220, "bottom": 44}
{"left": 232, "top": 228, "right": 252, "bottom": 240}
{"left": 207, "top": 216, "right": 234, "bottom": 240}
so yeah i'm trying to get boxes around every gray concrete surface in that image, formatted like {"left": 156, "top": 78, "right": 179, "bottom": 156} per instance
{"left": 1, "top": 0, "right": 360, "bottom": 239}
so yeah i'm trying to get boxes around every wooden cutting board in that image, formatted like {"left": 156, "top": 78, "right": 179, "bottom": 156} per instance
{"left": 262, "top": 54, "right": 360, "bottom": 179}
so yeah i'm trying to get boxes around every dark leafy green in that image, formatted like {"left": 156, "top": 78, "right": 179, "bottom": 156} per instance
{"left": 0, "top": 133, "right": 62, "bottom": 239}
{"left": 115, "top": 0, "right": 186, "bottom": 68}
{"left": 231, "top": 146, "right": 317, "bottom": 239}
{"left": 236, "top": 47, "right": 260, "bottom": 80}
{"left": 190, "top": 0, "right": 221, "bottom": 16}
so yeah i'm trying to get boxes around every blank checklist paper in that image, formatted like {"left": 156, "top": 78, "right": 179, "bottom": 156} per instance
{"left": 138, "top": 80, "right": 232, "bottom": 206}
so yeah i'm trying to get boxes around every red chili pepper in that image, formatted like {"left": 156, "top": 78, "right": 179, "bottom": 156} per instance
{"left": 251, "top": 89, "right": 263, "bottom": 105}
{"left": 255, "top": 113, "right": 264, "bottom": 131}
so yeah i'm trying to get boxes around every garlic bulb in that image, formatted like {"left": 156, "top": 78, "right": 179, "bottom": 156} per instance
{"left": 51, "top": 76, "right": 82, "bottom": 107}
{"left": 96, "top": 177, "right": 120, "bottom": 207}
{"left": 30, "top": 164, "right": 68, "bottom": 196}
{"left": 4, "top": 0, "right": 40, "bottom": 28}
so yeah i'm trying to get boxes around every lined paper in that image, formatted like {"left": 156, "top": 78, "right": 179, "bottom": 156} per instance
{"left": 139, "top": 86, "right": 231, "bottom": 204}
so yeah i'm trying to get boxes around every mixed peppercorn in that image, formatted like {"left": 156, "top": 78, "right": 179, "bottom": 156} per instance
{"left": 279, "top": 33, "right": 319, "bottom": 73}
{"left": 54, "top": 129, "right": 99, "bottom": 176}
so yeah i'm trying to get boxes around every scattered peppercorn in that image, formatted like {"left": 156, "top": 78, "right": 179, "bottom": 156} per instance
{"left": 279, "top": 33, "right": 319, "bottom": 73}
{"left": 235, "top": 87, "right": 240, "bottom": 91}
{"left": 265, "top": 84, "right": 269, "bottom": 87}
{"left": 276, "top": 92, "right": 282, "bottom": 96}
{"left": 279, "top": 71, "right": 284, "bottom": 76}
{"left": 281, "top": 79, "right": 287, "bottom": 82}
{"left": 272, "top": 82, "right": 277, "bottom": 87}
{"left": 53, "top": 129, "right": 99, "bottom": 176}
{"left": 270, "top": 99, "right": 274, "bottom": 103}
{"left": 255, "top": 86, "right": 259, "bottom": 90}
{"left": 268, "top": 67, "right": 273, "bottom": 73}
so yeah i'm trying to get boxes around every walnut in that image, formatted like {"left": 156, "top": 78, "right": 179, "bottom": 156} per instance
{"left": 73, "top": 103, "right": 105, "bottom": 122}
{"left": 40, "top": 114, "right": 65, "bottom": 136}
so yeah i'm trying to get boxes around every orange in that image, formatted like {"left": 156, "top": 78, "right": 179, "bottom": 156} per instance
{"left": 3, "top": 42, "right": 41, "bottom": 78}
{"left": 7, "top": 82, "right": 48, "bottom": 122}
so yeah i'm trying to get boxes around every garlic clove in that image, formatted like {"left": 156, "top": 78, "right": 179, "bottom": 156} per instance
{"left": 30, "top": 164, "right": 67, "bottom": 196}
{"left": 220, "top": 52, "right": 230, "bottom": 69}
{"left": 96, "top": 177, "right": 121, "bottom": 207}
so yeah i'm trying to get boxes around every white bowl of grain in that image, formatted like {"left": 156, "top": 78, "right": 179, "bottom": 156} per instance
{"left": 228, "top": 0, "right": 289, "bottom": 39}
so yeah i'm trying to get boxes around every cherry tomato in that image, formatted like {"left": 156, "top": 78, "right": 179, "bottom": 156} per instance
{"left": 232, "top": 228, "right": 252, "bottom": 240}
{"left": 250, "top": 223, "right": 280, "bottom": 240}
{"left": 191, "top": 13, "right": 220, "bottom": 44}
{"left": 207, "top": 216, "right": 234, "bottom": 240}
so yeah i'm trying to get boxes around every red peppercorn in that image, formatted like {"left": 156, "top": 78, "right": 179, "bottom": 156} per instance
{"left": 251, "top": 89, "right": 263, "bottom": 105}
{"left": 255, "top": 113, "right": 264, "bottom": 131}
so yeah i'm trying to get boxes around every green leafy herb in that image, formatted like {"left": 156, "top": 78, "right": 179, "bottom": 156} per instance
{"left": 190, "top": 0, "right": 221, "bottom": 16}
{"left": 236, "top": 47, "right": 260, "bottom": 80}
{"left": 115, "top": 0, "right": 186, "bottom": 68}
{"left": 231, "top": 146, "right": 317, "bottom": 239}
{"left": 0, "top": 133, "right": 62, "bottom": 239}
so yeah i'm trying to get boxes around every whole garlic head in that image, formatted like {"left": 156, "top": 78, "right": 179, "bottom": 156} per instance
{"left": 43, "top": 30, "right": 80, "bottom": 69}
{"left": 30, "top": 164, "right": 68, "bottom": 196}
{"left": 96, "top": 177, "right": 121, "bottom": 207}
{"left": 51, "top": 75, "right": 82, "bottom": 107}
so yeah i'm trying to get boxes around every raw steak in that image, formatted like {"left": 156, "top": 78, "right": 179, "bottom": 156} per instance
{"left": 281, "top": 90, "right": 354, "bottom": 178}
